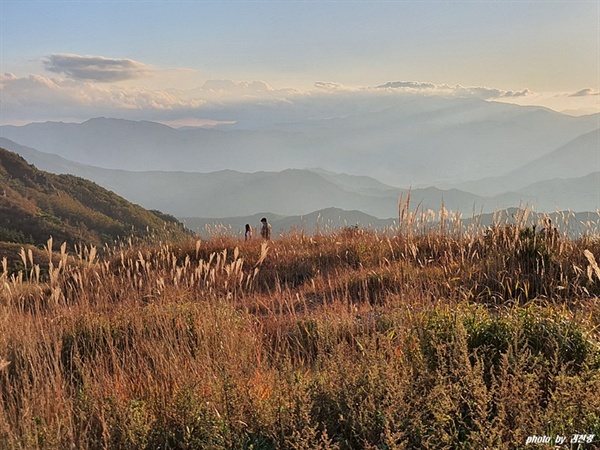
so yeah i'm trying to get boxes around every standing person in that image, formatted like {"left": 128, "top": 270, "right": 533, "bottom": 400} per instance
{"left": 540, "top": 218, "right": 558, "bottom": 243}
{"left": 260, "top": 217, "right": 271, "bottom": 240}
{"left": 245, "top": 224, "right": 253, "bottom": 241}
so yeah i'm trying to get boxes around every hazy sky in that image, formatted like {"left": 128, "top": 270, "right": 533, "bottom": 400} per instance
{"left": 1, "top": 0, "right": 599, "bottom": 125}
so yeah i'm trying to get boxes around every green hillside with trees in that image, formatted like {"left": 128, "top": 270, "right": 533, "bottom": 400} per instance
{"left": 0, "top": 147, "right": 188, "bottom": 250}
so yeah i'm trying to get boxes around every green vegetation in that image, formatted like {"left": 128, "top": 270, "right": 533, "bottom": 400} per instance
{"left": 0, "top": 227, "right": 34, "bottom": 245}
{"left": 1, "top": 209, "right": 599, "bottom": 449}
{"left": 0, "top": 147, "right": 189, "bottom": 249}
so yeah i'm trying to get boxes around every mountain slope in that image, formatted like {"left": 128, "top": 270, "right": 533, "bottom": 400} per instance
{"left": 497, "top": 172, "right": 600, "bottom": 212}
{"left": 0, "top": 147, "right": 188, "bottom": 247}
{"left": 454, "top": 128, "right": 600, "bottom": 196}
{"left": 507, "top": 128, "right": 600, "bottom": 181}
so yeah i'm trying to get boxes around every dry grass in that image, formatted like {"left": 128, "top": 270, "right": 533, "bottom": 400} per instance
{"left": 1, "top": 211, "right": 599, "bottom": 449}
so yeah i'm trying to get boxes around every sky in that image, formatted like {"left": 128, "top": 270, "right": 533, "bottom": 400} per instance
{"left": 1, "top": 0, "right": 599, "bottom": 126}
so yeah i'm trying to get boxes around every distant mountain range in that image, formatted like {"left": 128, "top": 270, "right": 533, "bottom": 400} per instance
{"left": 0, "top": 138, "right": 483, "bottom": 218}
{"left": 451, "top": 128, "right": 600, "bottom": 196}
{"left": 1, "top": 97, "right": 597, "bottom": 188}
{"left": 181, "top": 208, "right": 397, "bottom": 238}
{"left": 0, "top": 147, "right": 188, "bottom": 248}
{"left": 0, "top": 142, "right": 597, "bottom": 244}
{"left": 182, "top": 207, "right": 600, "bottom": 239}
{"left": 1, "top": 136, "right": 598, "bottom": 220}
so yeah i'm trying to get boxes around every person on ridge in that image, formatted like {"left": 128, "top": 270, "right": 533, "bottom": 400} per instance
{"left": 260, "top": 217, "right": 271, "bottom": 240}
{"left": 245, "top": 224, "right": 253, "bottom": 241}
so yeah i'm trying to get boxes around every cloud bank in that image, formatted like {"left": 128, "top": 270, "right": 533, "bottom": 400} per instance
{"left": 43, "top": 54, "right": 153, "bottom": 82}
{"left": 1, "top": 53, "right": 596, "bottom": 124}
{"left": 377, "top": 81, "right": 436, "bottom": 90}
{"left": 569, "top": 88, "right": 600, "bottom": 97}
{"left": 314, "top": 81, "right": 346, "bottom": 91}
{"left": 375, "top": 81, "right": 532, "bottom": 99}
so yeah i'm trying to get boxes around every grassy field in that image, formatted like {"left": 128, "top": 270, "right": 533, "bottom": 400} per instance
{"left": 1, "top": 210, "right": 600, "bottom": 449}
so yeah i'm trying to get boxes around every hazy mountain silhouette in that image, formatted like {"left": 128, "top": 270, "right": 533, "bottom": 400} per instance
{"left": 307, "top": 168, "right": 400, "bottom": 196}
{"left": 182, "top": 207, "right": 600, "bottom": 239}
{"left": 2, "top": 133, "right": 596, "bottom": 220}
{"left": 1, "top": 139, "right": 595, "bottom": 245}
{"left": 496, "top": 172, "right": 600, "bottom": 213}
{"left": 505, "top": 128, "right": 599, "bottom": 182}
{"left": 452, "top": 128, "right": 600, "bottom": 196}
{"left": 181, "top": 208, "right": 397, "bottom": 237}
{"left": 1, "top": 98, "right": 597, "bottom": 187}
{"left": 0, "top": 138, "right": 492, "bottom": 218}
{"left": 0, "top": 138, "right": 95, "bottom": 176}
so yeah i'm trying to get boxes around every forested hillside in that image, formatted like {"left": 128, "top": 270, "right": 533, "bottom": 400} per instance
{"left": 0, "top": 147, "right": 188, "bottom": 249}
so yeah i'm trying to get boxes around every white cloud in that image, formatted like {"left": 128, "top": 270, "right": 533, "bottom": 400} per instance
{"left": 377, "top": 81, "right": 436, "bottom": 90}
{"left": 0, "top": 72, "right": 207, "bottom": 123}
{"left": 1, "top": 63, "right": 595, "bottom": 125}
{"left": 0, "top": 73, "right": 17, "bottom": 82}
{"left": 43, "top": 54, "right": 153, "bottom": 82}
{"left": 500, "top": 88, "right": 531, "bottom": 98}
{"left": 374, "top": 81, "right": 533, "bottom": 100}
{"left": 569, "top": 88, "right": 600, "bottom": 97}
{"left": 200, "top": 79, "right": 274, "bottom": 95}
{"left": 314, "top": 81, "right": 345, "bottom": 91}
